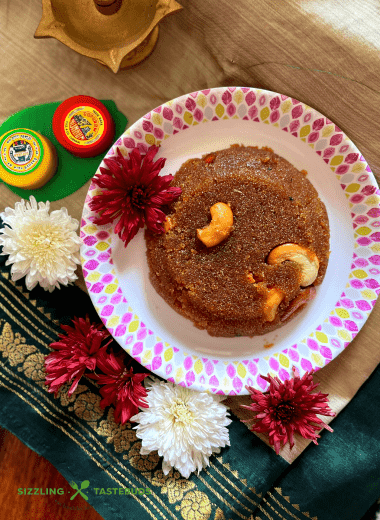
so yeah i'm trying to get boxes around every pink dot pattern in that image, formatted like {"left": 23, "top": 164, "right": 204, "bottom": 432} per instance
{"left": 81, "top": 87, "right": 380, "bottom": 395}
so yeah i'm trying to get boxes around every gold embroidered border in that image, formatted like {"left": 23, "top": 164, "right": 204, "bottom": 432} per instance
{"left": 196, "top": 473, "right": 251, "bottom": 520}
{"left": 0, "top": 286, "right": 56, "bottom": 344}
{"left": 202, "top": 467, "right": 254, "bottom": 515}
{"left": 204, "top": 464, "right": 259, "bottom": 508}
{"left": 261, "top": 497, "right": 288, "bottom": 520}
{"left": 268, "top": 489, "right": 317, "bottom": 520}
{"left": 0, "top": 278, "right": 58, "bottom": 338}
{"left": 0, "top": 300, "right": 51, "bottom": 348}
{"left": 248, "top": 489, "right": 318, "bottom": 520}
{"left": 209, "top": 456, "right": 263, "bottom": 501}
{"left": 206, "top": 456, "right": 283, "bottom": 520}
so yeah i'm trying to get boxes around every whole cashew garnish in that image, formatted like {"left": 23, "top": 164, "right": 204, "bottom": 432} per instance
{"left": 263, "top": 288, "right": 284, "bottom": 322}
{"left": 197, "top": 202, "right": 233, "bottom": 247}
{"left": 267, "top": 243, "right": 319, "bottom": 287}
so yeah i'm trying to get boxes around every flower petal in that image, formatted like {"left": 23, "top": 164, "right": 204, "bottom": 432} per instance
{"left": 89, "top": 146, "right": 181, "bottom": 247}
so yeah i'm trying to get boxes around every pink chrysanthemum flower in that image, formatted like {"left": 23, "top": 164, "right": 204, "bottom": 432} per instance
{"left": 89, "top": 146, "right": 181, "bottom": 247}
{"left": 241, "top": 366, "right": 335, "bottom": 454}
{"left": 45, "top": 316, "right": 112, "bottom": 397}
{"left": 91, "top": 349, "right": 150, "bottom": 424}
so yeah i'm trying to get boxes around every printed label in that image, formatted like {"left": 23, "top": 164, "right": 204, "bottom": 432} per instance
{"left": 64, "top": 106, "right": 105, "bottom": 146}
{"left": 0, "top": 132, "right": 42, "bottom": 175}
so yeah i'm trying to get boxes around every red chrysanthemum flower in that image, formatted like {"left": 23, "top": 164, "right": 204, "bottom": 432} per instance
{"left": 241, "top": 366, "right": 335, "bottom": 454}
{"left": 91, "top": 349, "right": 150, "bottom": 424}
{"left": 45, "top": 316, "right": 112, "bottom": 397}
{"left": 89, "top": 146, "right": 182, "bottom": 247}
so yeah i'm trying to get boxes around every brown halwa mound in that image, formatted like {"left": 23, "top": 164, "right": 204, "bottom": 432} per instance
{"left": 145, "top": 145, "right": 330, "bottom": 337}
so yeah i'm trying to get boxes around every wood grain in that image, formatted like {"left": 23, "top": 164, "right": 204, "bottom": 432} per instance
{"left": 0, "top": 0, "right": 380, "bottom": 517}
{"left": 0, "top": 426, "right": 102, "bottom": 520}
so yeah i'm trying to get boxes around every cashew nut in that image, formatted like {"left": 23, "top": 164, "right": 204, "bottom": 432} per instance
{"left": 263, "top": 288, "right": 284, "bottom": 322}
{"left": 197, "top": 202, "right": 233, "bottom": 247}
{"left": 267, "top": 243, "right": 319, "bottom": 287}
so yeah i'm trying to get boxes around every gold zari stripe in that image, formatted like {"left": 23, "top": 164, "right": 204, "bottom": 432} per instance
{"left": 203, "top": 467, "right": 255, "bottom": 513}
{"left": 0, "top": 300, "right": 50, "bottom": 348}
{"left": 0, "top": 278, "right": 58, "bottom": 338}
{"left": 0, "top": 286, "right": 56, "bottom": 342}
{"left": 262, "top": 497, "right": 288, "bottom": 520}
{"left": 207, "top": 460, "right": 260, "bottom": 507}
{"left": 197, "top": 473, "right": 251, "bottom": 519}
{"left": 269, "top": 490, "right": 315, "bottom": 520}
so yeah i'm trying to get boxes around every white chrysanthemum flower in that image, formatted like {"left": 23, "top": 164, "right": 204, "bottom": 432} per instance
{"left": 131, "top": 380, "right": 232, "bottom": 479}
{"left": 0, "top": 196, "right": 81, "bottom": 292}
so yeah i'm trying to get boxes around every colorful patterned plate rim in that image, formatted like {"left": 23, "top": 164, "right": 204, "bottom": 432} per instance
{"left": 80, "top": 87, "right": 380, "bottom": 396}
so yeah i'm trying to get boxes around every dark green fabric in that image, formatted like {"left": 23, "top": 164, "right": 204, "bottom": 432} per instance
{"left": 0, "top": 100, "right": 128, "bottom": 202}
{"left": 0, "top": 218, "right": 379, "bottom": 520}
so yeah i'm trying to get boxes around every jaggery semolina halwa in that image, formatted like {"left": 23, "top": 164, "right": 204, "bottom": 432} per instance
{"left": 145, "top": 145, "right": 330, "bottom": 337}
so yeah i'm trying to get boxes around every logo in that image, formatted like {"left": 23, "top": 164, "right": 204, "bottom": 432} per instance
{"left": 9, "top": 140, "right": 33, "bottom": 164}
{"left": 1, "top": 132, "right": 42, "bottom": 174}
{"left": 64, "top": 106, "right": 104, "bottom": 146}
{"left": 70, "top": 480, "right": 90, "bottom": 501}
{"left": 17, "top": 480, "right": 152, "bottom": 508}
{"left": 18, "top": 488, "right": 64, "bottom": 496}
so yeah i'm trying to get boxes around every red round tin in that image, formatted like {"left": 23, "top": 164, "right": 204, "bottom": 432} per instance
{"left": 53, "top": 96, "right": 115, "bottom": 158}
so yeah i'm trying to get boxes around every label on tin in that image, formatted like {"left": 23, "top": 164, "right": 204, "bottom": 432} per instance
{"left": 63, "top": 106, "right": 105, "bottom": 146}
{"left": 0, "top": 131, "right": 43, "bottom": 175}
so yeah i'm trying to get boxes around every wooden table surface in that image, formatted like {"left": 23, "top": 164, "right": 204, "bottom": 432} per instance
{"left": 1, "top": 0, "right": 380, "bottom": 518}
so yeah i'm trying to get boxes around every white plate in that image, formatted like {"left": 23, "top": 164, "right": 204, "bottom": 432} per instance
{"left": 81, "top": 87, "right": 380, "bottom": 395}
